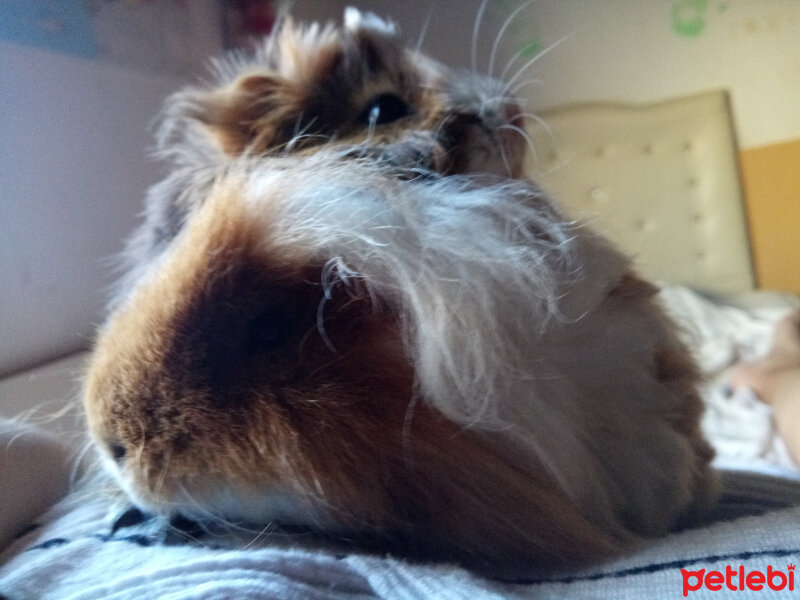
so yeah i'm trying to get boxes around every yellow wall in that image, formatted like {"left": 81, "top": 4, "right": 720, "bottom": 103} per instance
{"left": 739, "top": 138, "right": 800, "bottom": 293}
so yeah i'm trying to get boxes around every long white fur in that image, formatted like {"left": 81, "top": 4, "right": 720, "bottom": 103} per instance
{"left": 242, "top": 157, "right": 596, "bottom": 417}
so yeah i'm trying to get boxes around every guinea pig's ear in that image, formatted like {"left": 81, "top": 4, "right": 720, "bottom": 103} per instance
{"left": 157, "top": 72, "right": 301, "bottom": 160}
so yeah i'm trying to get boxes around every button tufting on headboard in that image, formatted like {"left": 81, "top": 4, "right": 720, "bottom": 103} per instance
{"left": 527, "top": 90, "right": 754, "bottom": 294}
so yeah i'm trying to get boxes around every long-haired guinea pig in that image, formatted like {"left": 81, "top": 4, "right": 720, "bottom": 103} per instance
{"left": 83, "top": 9, "right": 716, "bottom": 578}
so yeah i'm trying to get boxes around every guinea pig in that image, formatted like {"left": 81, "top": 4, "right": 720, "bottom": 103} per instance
{"left": 83, "top": 8, "right": 716, "bottom": 578}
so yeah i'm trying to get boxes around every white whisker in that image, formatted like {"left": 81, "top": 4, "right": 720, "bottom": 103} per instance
{"left": 471, "top": 0, "right": 490, "bottom": 73}
{"left": 401, "top": 392, "right": 422, "bottom": 469}
{"left": 500, "top": 30, "right": 554, "bottom": 84}
{"left": 499, "top": 142, "right": 514, "bottom": 177}
{"left": 151, "top": 448, "right": 173, "bottom": 501}
{"left": 415, "top": 1, "right": 438, "bottom": 55}
{"left": 170, "top": 481, "right": 276, "bottom": 542}
{"left": 505, "top": 32, "right": 575, "bottom": 90}
{"left": 70, "top": 439, "right": 98, "bottom": 486}
{"left": 238, "top": 523, "right": 273, "bottom": 551}
{"left": 284, "top": 133, "right": 331, "bottom": 154}
{"left": 509, "top": 77, "right": 544, "bottom": 98}
{"left": 283, "top": 115, "right": 324, "bottom": 154}
{"left": 498, "top": 122, "right": 538, "bottom": 169}
{"left": 516, "top": 110, "right": 556, "bottom": 149}
{"left": 489, "top": 0, "right": 536, "bottom": 79}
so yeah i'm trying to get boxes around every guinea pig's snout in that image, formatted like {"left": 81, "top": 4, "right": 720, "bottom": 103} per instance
{"left": 440, "top": 73, "right": 527, "bottom": 178}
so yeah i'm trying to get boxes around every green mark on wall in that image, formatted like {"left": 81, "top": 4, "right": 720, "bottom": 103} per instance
{"left": 518, "top": 39, "right": 542, "bottom": 58}
{"left": 672, "top": 0, "right": 709, "bottom": 37}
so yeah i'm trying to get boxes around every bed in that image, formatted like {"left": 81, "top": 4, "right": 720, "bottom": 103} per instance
{"left": 529, "top": 90, "right": 800, "bottom": 474}
{"left": 2, "top": 90, "right": 800, "bottom": 599}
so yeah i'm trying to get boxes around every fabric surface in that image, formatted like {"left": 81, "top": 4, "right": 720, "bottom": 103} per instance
{"left": 659, "top": 285, "right": 800, "bottom": 471}
{"left": 3, "top": 472, "right": 800, "bottom": 599}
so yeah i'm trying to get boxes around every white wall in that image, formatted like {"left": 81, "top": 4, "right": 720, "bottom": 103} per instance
{"left": 1, "top": 3, "right": 223, "bottom": 378}
{"left": 0, "top": 41, "right": 185, "bottom": 375}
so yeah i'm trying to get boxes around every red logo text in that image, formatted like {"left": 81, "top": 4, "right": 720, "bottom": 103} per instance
{"left": 681, "top": 564, "right": 795, "bottom": 596}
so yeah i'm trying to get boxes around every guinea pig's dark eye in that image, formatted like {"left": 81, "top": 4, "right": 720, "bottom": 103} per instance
{"left": 358, "top": 93, "right": 413, "bottom": 126}
{"left": 245, "top": 309, "right": 291, "bottom": 354}
{"left": 108, "top": 441, "right": 127, "bottom": 463}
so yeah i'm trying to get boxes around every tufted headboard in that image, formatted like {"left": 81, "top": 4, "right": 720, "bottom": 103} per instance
{"left": 526, "top": 90, "right": 754, "bottom": 294}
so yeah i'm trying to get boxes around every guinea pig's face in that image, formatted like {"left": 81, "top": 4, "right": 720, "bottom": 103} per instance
{"left": 84, "top": 180, "right": 418, "bottom": 526}
{"left": 164, "top": 8, "right": 525, "bottom": 179}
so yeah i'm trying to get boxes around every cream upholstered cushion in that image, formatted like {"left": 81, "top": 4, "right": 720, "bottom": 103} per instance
{"left": 527, "top": 91, "right": 754, "bottom": 294}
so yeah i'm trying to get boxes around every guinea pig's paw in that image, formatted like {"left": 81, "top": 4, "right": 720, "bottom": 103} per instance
{"left": 110, "top": 506, "right": 153, "bottom": 534}
{"left": 109, "top": 505, "right": 210, "bottom": 545}
{"left": 107, "top": 505, "right": 173, "bottom": 546}
{"left": 166, "top": 513, "right": 208, "bottom": 542}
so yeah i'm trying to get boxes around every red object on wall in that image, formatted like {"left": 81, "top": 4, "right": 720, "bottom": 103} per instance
{"left": 223, "top": 0, "right": 276, "bottom": 49}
